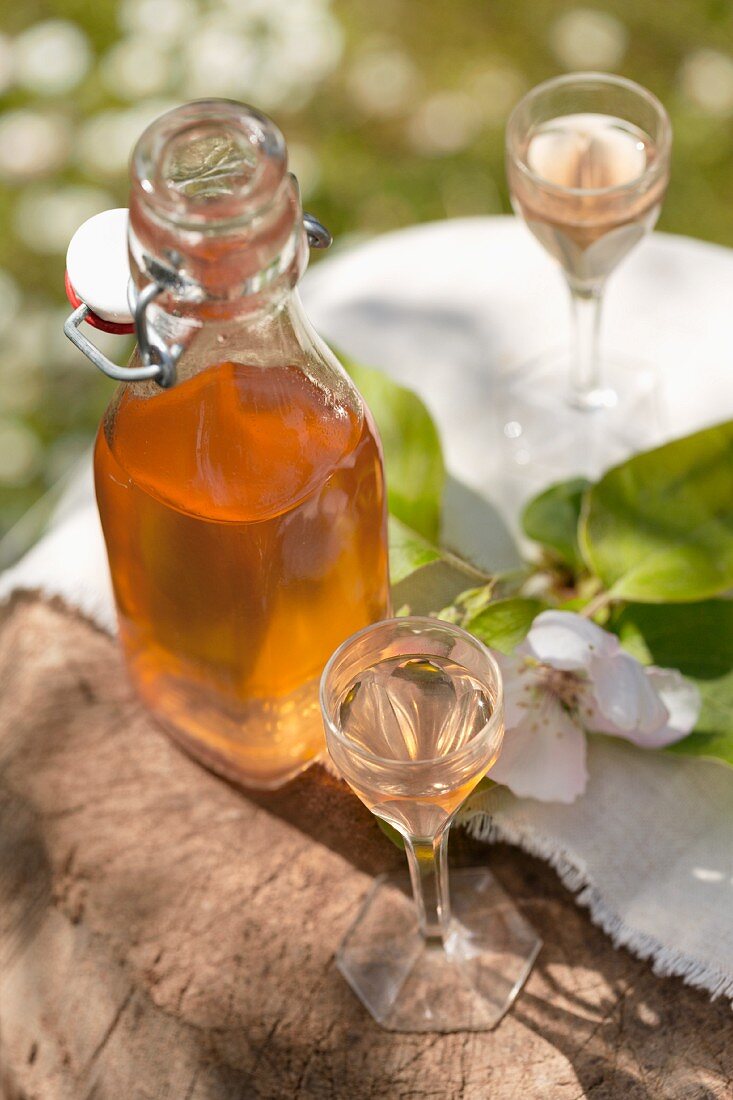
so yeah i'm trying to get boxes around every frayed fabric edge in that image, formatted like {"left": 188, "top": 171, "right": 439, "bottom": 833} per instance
{"left": 460, "top": 804, "right": 733, "bottom": 1006}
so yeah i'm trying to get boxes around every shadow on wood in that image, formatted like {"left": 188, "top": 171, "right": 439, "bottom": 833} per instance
{"left": 0, "top": 598, "right": 730, "bottom": 1099}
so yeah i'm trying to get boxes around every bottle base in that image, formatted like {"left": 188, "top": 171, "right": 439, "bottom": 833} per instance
{"left": 157, "top": 714, "right": 324, "bottom": 790}
{"left": 128, "top": 661, "right": 327, "bottom": 791}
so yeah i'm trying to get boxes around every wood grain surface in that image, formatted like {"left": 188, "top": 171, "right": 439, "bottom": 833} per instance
{"left": 0, "top": 597, "right": 730, "bottom": 1099}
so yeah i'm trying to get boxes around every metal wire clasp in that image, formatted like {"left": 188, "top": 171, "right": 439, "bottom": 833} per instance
{"left": 63, "top": 211, "right": 332, "bottom": 390}
{"left": 303, "top": 211, "right": 332, "bottom": 249}
{"left": 64, "top": 281, "right": 181, "bottom": 389}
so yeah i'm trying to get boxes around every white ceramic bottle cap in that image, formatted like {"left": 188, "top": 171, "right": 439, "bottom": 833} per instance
{"left": 65, "top": 208, "right": 133, "bottom": 325}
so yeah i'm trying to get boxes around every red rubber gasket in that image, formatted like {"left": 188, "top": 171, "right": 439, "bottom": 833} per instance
{"left": 64, "top": 270, "right": 136, "bottom": 335}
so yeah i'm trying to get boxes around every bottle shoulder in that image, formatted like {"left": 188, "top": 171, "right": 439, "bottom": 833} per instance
{"left": 98, "top": 359, "right": 380, "bottom": 524}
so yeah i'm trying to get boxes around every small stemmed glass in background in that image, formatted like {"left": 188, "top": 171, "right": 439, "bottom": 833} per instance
{"left": 501, "top": 72, "right": 672, "bottom": 484}
{"left": 321, "top": 617, "right": 541, "bottom": 1032}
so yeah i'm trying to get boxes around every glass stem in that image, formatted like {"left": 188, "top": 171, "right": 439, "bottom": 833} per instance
{"left": 404, "top": 828, "right": 451, "bottom": 940}
{"left": 568, "top": 281, "right": 605, "bottom": 409}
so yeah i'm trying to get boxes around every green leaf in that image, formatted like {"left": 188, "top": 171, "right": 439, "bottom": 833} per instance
{"left": 473, "top": 776, "right": 497, "bottom": 795}
{"left": 466, "top": 597, "right": 545, "bottom": 654}
{"left": 390, "top": 516, "right": 494, "bottom": 616}
{"left": 376, "top": 817, "right": 405, "bottom": 850}
{"left": 522, "top": 477, "right": 591, "bottom": 569}
{"left": 341, "top": 352, "right": 445, "bottom": 541}
{"left": 438, "top": 582, "right": 495, "bottom": 625}
{"left": 580, "top": 420, "right": 733, "bottom": 602}
{"left": 388, "top": 515, "right": 441, "bottom": 585}
{"left": 615, "top": 600, "right": 733, "bottom": 767}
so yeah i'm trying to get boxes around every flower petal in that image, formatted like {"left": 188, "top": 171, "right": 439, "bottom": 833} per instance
{"left": 642, "top": 667, "right": 701, "bottom": 747}
{"left": 493, "top": 652, "right": 539, "bottom": 729}
{"left": 489, "top": 696, "right": 588, "bottom": 803}
{"left": 584, "top": 651, "right": 668, "bottom": 740}
{"left": 520, "top": 610, "right": 618, "bottom": 671}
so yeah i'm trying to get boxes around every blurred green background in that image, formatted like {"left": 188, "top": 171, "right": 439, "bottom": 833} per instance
{"left": 0, "top": 0, "right": 732, "bottom": 536}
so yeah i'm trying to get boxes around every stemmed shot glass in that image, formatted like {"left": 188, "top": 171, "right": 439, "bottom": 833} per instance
{"left": 502, "top": 72, "right": 672, "bottom": 482}
{"left": 320, "top": 617, "right": 541, "bottom": 1032}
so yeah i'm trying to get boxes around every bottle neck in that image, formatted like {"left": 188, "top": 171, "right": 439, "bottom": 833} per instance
{"left": 128, "top": 194, "right": 309, "bottom": 324}
{"left": 127, "top": 99, "right": 308, "bottom": 322}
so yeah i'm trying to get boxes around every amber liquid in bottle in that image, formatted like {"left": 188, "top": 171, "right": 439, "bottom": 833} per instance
{"left": 95, "top": 359, "right": 389, "bottom": 788}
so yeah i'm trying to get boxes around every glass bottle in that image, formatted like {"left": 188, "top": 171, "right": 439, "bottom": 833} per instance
{"left": 93, "top": 101, "right": 390, "bottom": 789}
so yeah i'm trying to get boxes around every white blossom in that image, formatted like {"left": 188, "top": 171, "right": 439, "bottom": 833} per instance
{"left": 14, "top": 186, "right": 114, "bottom": 254}
{"left": 549, "top": 9, "right": 628, "bottom": 72}
{"left": 465, "top": 64, "right": 526, "bottom": 126}
{"left": 119, "top": 0, "right": 198, "bottom": 43}
{"left": 407, "top": 92, "right": 483, "bottom": 156}
{"left": 101, "top": 36, "right": 175, "bottom": 100}
{"left": 14, "top": 20, "right": 91, "bottom": 96}
{"left": 0, "top": 111, "right": 70, "bottom": 181}
{"left": 347, "top": 46, "right": 419, "bottom": 118}
{"left": 182, "top": 2, "right": 343, "bottom": 109}
{"left": 680, "top": 50, "right": 733, "bottom": 118}
{"left": 489, "top": 611, "right": 700, "bottom": 803}
{"left": 77, "top": 101, "right": 181, "bottom": 178}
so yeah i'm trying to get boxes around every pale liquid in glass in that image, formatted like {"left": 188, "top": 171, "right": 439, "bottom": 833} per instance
{"left": 332, "top": 654, "right": 503, "bottom": 837}
{"left": 509, "top": 113, "right": 667, "bottom": 284}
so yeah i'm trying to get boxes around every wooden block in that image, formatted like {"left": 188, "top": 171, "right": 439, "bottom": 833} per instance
{"left": 0, "top": 598, "right": 730, "bottom": 1098}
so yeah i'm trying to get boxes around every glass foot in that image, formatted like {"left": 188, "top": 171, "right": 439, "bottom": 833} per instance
{"left": 492, "top": 348, "right": 663, "bottom": 498}
{"left": 335, "top": 867, "right": 542, "bottom": 1032}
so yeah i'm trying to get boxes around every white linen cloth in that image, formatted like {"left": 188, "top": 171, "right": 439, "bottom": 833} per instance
{"left": 3, "top": 217, "right": 733, "bottom": 1002}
